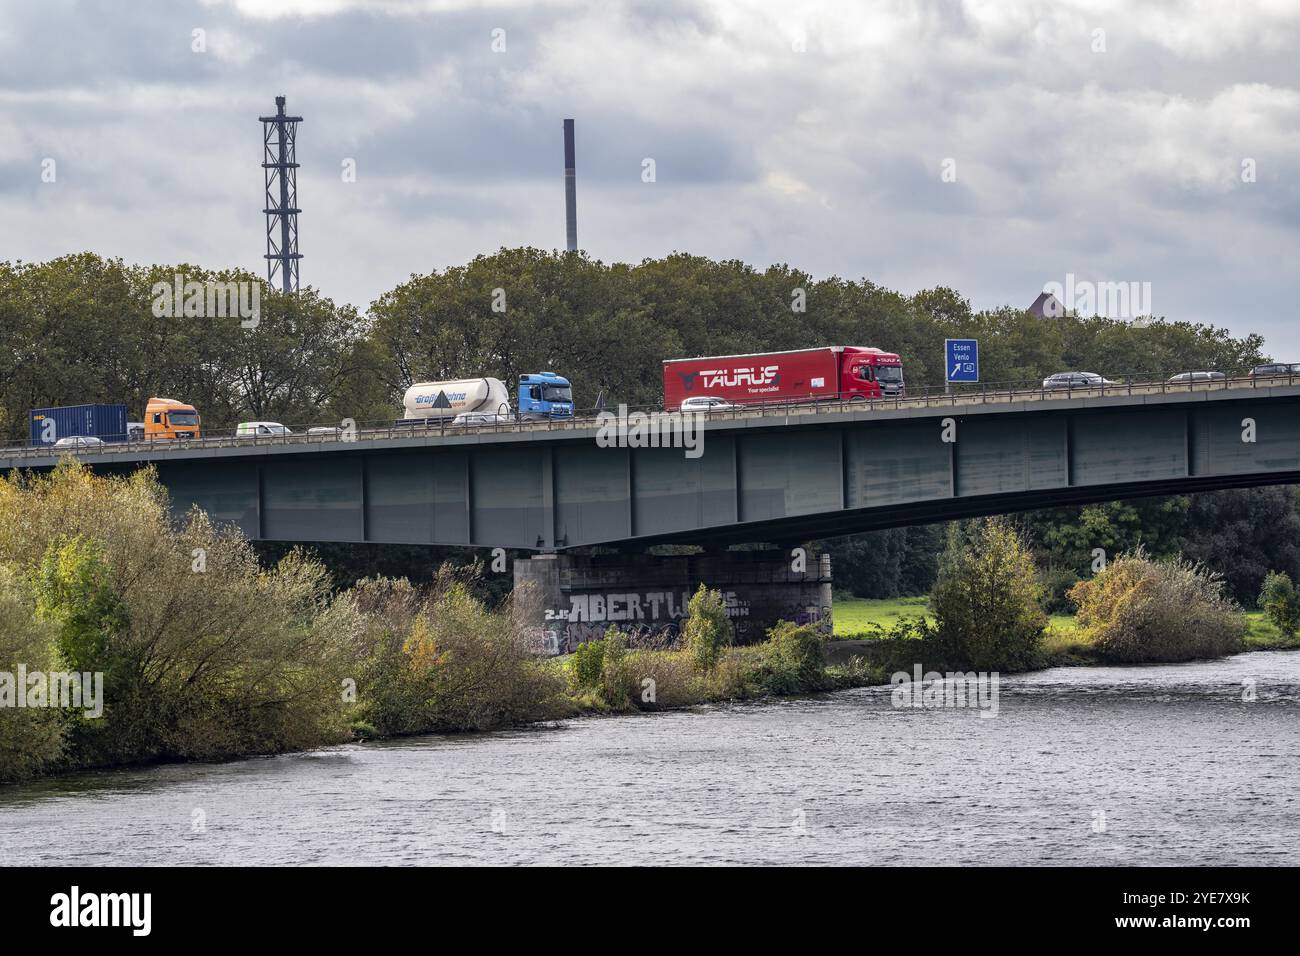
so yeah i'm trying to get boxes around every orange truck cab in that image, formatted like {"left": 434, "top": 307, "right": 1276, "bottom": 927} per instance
{"left": 144, "top": 397, "right": 201, "bottom": 441}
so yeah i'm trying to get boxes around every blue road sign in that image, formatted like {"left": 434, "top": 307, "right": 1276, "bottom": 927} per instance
{"left": 945, "top": 338, "right": 979, "bottom": 383}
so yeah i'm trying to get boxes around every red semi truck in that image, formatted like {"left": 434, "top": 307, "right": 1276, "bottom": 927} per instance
{"left": 662, "top": 346, "right": 904, "bottom": 410}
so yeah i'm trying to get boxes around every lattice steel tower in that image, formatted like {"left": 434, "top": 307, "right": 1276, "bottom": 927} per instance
{"left": 259, "top": 95, "right": 303, "bottom": 292}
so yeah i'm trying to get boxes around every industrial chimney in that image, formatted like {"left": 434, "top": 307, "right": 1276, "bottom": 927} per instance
{"left": 563, "top": 118, "right": 577, "bottom": 252}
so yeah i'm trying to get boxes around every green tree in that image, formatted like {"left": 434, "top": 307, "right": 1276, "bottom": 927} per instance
{"left": 929, "top": 518, "right": 1046, "bottom": 671}
{"left": 34, "top": 538, "right": 130, "bottom": 671}
{"left": 0, "top": 567, "right": 67, "bottom": 782}
{"left": 1259, "top": 572, "right": 1300, "bottom": 638}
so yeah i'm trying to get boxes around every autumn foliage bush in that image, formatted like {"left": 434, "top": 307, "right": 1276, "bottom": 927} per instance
{"left": 0, "top": 464, "right": 567, "bottom": 783}
{"left": 1069, "top": 549, "right": 1246, "bottom": 662}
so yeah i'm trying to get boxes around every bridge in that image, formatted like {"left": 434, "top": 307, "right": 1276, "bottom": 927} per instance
{"left": 4, "top": 378, "right": 1300, "bottom": 551}
{"left": 9, "top": 377, "right": 1299, "bottom": 650}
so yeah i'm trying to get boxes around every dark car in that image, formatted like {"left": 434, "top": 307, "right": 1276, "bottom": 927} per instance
{"left": 1248, "top": 363, "right": 1300, "bottom": 379}
{"left": 1168, "top": 371, "right": 1226, "bottom": 384}
{"left": 1041, "top": 371, "right": 1119, "bottom": 390}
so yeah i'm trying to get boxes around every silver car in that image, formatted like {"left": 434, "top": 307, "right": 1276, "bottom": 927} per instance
{"left": 1168, "top": 371, "right": 1226, "bottom": 383}
{"left": 452, "top": 412, "right": 515, "bottom": 427}
{"left": 53, "top": 436, "right": 105, "bottom": 448}
{"left": 679, "top": 396, "right": 737, "bottom": 412}
{"left": 1042, "top": 372, "right": 1119, "bottom": 390}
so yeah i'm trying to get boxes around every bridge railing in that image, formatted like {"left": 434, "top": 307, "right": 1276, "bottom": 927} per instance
{"left": 3, "top": 369, "right": 1298, "bottom": 462}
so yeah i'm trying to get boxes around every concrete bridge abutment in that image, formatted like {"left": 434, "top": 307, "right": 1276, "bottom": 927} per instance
{"left": 514, "top": 549, "right": 832, "bottom": 656}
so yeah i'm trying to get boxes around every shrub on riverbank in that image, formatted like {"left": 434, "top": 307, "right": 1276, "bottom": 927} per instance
{"left": 1069, "top": 550, "right": 1246, "bottom": 662}
{"left": 345, "top": 568, "right": 570, "bottom": 735}
{"left": 570, "top": 608, "right": 832, "bottom": 712}
{"left": 683, "top": 584, "right": 732, "bottom": 672}
{"left": 1258, "top": 571, "right": 1300, "bottom": 640}
{"left": 0, "top": 464, "right": 354, "bottom": 779}
{"left": 928, "top": 518, "right": 1047, "bottom": 671}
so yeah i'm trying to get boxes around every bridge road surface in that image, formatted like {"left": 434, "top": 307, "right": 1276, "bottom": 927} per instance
{"left": 3, "top": 377, "right": 1299, "bottom": 551}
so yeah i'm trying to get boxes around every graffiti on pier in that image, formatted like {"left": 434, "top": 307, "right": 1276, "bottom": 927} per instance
{"left": 546, "top": 589, "right": 751, "bottom": 627}
{"left": 540, "top": 589, "right": 751, "bottom": 655}
{"left": 793, "top": 605, "right": 835, "bottom": 636}
{"left": 537, "top": 589, "right": 835, "bottom": 655}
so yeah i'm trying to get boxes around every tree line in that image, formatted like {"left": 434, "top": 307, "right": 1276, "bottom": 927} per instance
{"left": 0, "top": 248, "right": 1269, "bottom": 435}
{"left": 1, "top": 247, "right": 1292, "bottom": 604}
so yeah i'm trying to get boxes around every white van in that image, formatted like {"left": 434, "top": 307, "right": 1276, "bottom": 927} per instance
{"left": 236, "top": 421, "right": 293, "bottom": 437}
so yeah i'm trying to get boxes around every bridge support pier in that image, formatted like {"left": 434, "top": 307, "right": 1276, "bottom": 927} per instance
{"left": 514, "top": 549, "right": 832, "bottom": 656}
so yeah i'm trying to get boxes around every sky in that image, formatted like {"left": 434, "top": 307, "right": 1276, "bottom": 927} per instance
{"left": 1, "top": 0, "right": 1298, "bottom": 356}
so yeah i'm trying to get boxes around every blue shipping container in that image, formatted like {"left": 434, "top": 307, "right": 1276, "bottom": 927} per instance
{"left": 30, "top": 404, "right": 130, "bottom": 445}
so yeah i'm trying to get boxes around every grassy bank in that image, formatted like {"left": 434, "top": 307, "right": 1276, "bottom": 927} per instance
{"left": 833, "top": 595, "right": 1300, "bottom": 663}
{"left": 835, "top": 595, "right": 1076, "bottom": 635}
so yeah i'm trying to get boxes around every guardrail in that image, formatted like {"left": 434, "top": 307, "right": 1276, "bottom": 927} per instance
{"left": 3, "top": 370, "right": 1298, "bottom": 463}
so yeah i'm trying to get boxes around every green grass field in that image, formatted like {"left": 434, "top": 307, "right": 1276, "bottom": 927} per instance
{"left": 833, "top": 595, "right": 1079, "bottom": 636}
{"left": 833, "top": 595, "right": 931, "bottom": 635}
{"left": 832, "top": 596, "right": 1293, "bottom": 652}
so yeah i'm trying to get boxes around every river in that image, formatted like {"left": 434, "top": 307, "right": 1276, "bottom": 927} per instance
{"left": 2, "top": 651, "right": 1297, "bottom": 866}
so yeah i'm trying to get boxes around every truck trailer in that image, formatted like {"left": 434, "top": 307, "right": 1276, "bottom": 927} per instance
{"left": 662, "top": 346, "right": 904, "bottom": 409}
{"left": 402, "top": 373, "right": 575, "bottom": 423}
{"left": 30, "top": 404, "right": 130, "bottom": 445}
{"left": 402, "top": 378, "right": 512, "bottom": 421}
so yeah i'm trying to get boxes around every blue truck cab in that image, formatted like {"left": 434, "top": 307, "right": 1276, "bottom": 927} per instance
{"left": 518, "top": 372, "right": 574, "bottom": 420}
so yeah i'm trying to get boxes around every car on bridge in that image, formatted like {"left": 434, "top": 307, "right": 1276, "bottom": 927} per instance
{"left": 1041, "top": 371, "right": 1119, "bottom": 390}
{"left": 452, "top": 411, "right": 516, "bottom": 427}
{"left": 236, "top": 422, "right": 294, "bottom": 437}
{"left": 679, "top": 396, "right": 738, "bottom": 413}
{"left": 1249, "top": 363, "right": 1300, "bottom": 380}
{"left": 1168, "top": 371, "right": 1226, "bottom": 383}
{"left": 53, "top": 436, "right": 105, "bottom": 449}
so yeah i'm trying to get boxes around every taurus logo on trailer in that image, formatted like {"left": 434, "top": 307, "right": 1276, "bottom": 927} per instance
{"left": 697, "top": 366, "right": 780, "bottom": 389}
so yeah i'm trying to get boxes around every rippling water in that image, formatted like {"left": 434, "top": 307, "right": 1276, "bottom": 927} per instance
{"left": 2, "top": 651, "right": 1297, "bottom": 865}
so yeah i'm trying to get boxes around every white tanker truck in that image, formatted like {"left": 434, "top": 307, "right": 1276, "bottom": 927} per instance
{"left": 400, "top": 372, "right": 575, "bottom": 424}
{"left": 402, "top": 377, "right": 512, "bottom": 421}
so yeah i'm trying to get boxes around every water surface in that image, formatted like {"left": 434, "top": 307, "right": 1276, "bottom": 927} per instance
{"left": 2, "top": 652, "right": 1296, "bottom": 865}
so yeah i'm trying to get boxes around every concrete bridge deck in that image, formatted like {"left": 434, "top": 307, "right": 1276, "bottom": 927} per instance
{"left": 2, "top": 378, "right": 1298, "bottom": 551}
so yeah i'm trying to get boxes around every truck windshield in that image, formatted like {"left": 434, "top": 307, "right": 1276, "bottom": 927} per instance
{"left": 168, "top": 411, "right": 199, "bottom": 426}
{"left": 875, "top": 366, "right": 903, "bottom": 383}
{"left": 542, "top": 386, "right": 572, "bottom": 402}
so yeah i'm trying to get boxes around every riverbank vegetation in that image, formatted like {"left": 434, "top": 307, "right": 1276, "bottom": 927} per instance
{"left": 564, "top": 598, "right": 837, "bottom": 714}
{"left": 3, "top": 466, "right": 1297, "bottom": 786}
{"left": 833, "top": 519, "right": 1300, "bottom": 668}
{"left": 0, "top": 464, "right": 355, "bottom": 783}
{"left": 0, "top": 467, "right": 847, "bottom": 784}
{"left": 1069, "top": 550, "right": 1246, "bottom": 663}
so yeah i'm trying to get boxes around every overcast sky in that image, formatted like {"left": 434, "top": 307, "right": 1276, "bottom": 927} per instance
{"left": 2, "top": 0, "right": 1298, "bottom": 356}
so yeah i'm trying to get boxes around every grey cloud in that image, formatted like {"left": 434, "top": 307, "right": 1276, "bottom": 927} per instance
{"left": 1, "top": 0, "right": 1298, "bottom": 356}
